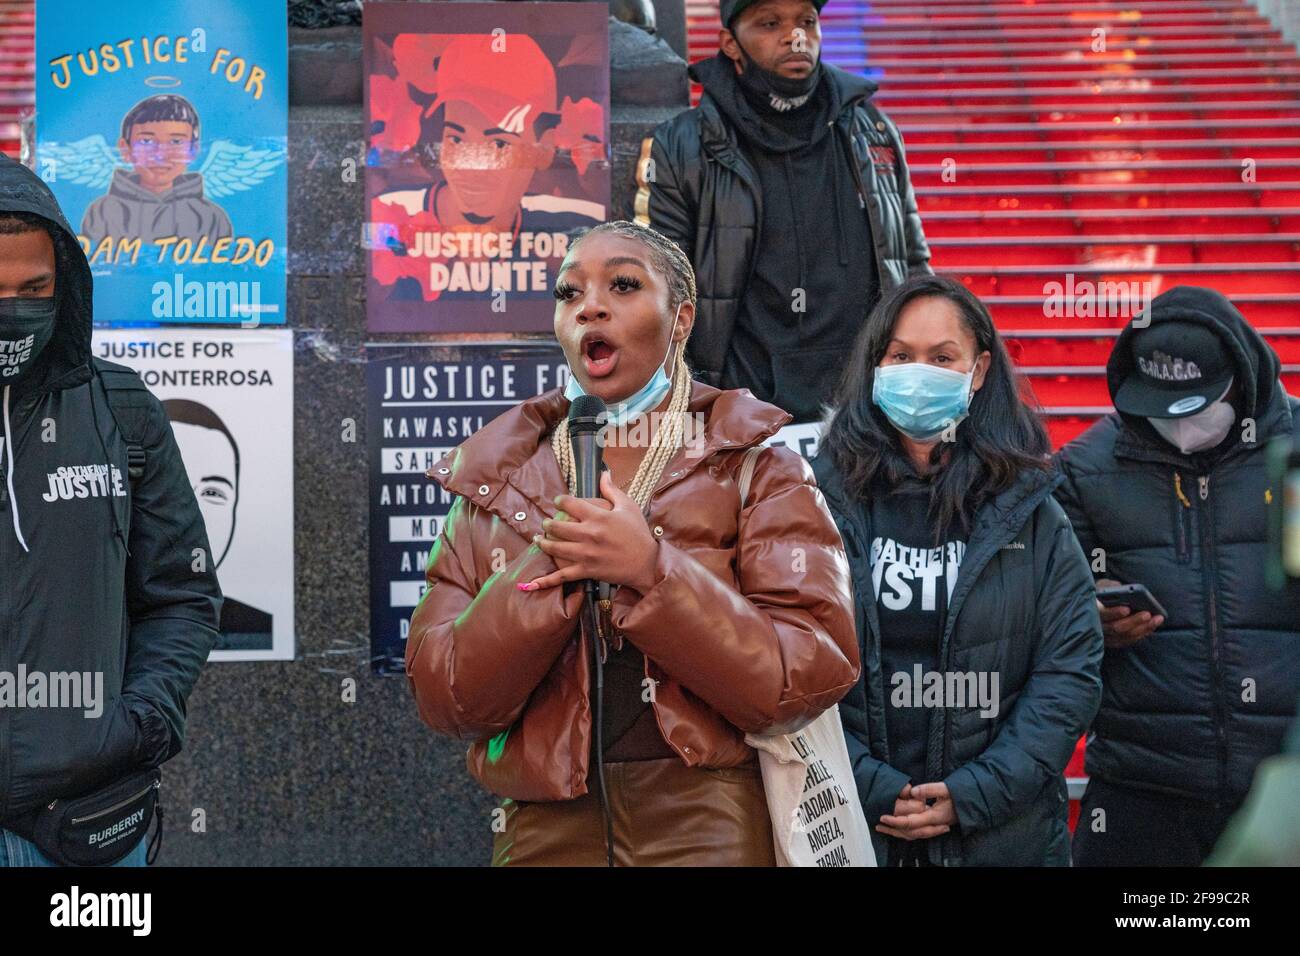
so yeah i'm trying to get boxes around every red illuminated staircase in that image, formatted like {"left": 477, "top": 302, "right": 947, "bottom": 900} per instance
{"left": 688, "top": 0, "right": 1300, "bottom": 448}
{"left": 0, "top": 0, "right": 31, "bottom": 158}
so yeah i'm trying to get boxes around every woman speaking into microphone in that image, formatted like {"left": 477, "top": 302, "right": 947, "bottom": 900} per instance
{"left": 405, "top": 220, "right": 859, "bottom": 866}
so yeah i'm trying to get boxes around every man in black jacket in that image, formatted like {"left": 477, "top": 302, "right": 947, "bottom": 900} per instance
{"left": 0, "top": 155, "right": 221, "bottom": 866}
{"left": 1055, "top": 285, "right": 1300, "bottom": 866}
{"left": 634, "top": 0, "right": 931, "bottom": 423}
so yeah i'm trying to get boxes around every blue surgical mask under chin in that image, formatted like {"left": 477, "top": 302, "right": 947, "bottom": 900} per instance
{"left": 872, "top": 361, "right": 976, "bottom": 441}
{"left": 564, "top": 305, "right": 681, "bottom": 426}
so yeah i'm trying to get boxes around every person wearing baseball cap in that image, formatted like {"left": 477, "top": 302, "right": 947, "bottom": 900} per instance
{"left": 1055, "top": 285, "right": 1300, "bottom": 866}
{"left": 1111, "top": 320, "right": 1239, "bottom": 454}
{"left": 633, "top": 0, "right": 930, "bottom": 425}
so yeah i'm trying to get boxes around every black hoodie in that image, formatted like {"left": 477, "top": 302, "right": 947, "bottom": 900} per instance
{"left": 688, "top": 52, "right": 878, "bottom": 423}
{"left": 0, "top": 155, "right": 221, "bottom": 826}
{"left": 1055, "top": 286, "right": 1300, "bottom": 802}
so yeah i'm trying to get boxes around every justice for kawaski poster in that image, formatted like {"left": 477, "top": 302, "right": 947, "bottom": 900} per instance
{"left": 367, "top": 344, "right": 569, "bottom": 673}
{"left": 92, "top": 328, "right": 295, "bottom": 662}
{"left": 36, "top": 1, "right": 287, "bottom": 327}
{"left": 364, "top": 2, "right": 610, "bottom": 333}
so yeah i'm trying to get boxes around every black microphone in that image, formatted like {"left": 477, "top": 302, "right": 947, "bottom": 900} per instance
{"left": 567, "top": 395, "right": 608, "bottom": 603}
{"left": 568, "top": 393, "right": 616, "bottom": 866}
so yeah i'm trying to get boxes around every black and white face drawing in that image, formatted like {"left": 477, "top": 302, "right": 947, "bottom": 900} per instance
{"left": 163, "top": 399, "right": 239, "bottom": 569}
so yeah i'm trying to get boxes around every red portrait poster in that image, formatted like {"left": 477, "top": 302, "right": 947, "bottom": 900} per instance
{"left": 364, "top": 2, "right": 610, "bottom": 333}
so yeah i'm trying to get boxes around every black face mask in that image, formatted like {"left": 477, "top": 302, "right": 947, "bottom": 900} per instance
{"left": 732, "top": 33, "right": 822, "bottom": 112}
{"left": 0, "top": 297, "right": 57, "bottom": 385}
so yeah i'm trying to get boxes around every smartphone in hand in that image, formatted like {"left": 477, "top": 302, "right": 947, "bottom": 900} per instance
{"left": 1096, "top": 583, "right": 1167, "bottom": 618}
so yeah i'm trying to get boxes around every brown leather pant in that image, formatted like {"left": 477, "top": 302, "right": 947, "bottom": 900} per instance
{"left": 491, "top": 757, "right": 776, "bottom": 867}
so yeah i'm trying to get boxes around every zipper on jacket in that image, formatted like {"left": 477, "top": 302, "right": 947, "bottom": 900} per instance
{"left": 842, "top": 118, "right": 886, "bottom": 281}
{"left": 851, "top": 500, "right": 890, "bottom": 767}
{"left": 1196, "top": 474, "right": 1228, "bottom": 807}
{"left": 68, "top": 779, "right": 159, "bottom": 825}
{"left": 1172, "top": 471, "right": 1192, "bottom": 563}
{"left": 0, "top": 425, "right": 10, "bottom": 819}
{"left": 699, "top": 103, "right": 766, "bottom": 326}
{"left": 837, "top": 121, "right": 867, "bottom": 210}
{"left": 727, "top": 155, "right": 765, "bottom": 331}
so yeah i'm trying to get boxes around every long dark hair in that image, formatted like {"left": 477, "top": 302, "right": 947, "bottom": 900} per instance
{"left": 821, "top": 274, "right": 1050, "bottom": 536}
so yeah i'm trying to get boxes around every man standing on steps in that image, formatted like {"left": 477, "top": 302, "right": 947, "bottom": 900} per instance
{"left": 1055, "top": 286, "right": 1300, "bottom": 866}
{"left": 634, "top": 0, "right": 931, "bottom": 425}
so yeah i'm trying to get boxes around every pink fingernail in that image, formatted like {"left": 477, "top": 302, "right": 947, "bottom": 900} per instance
{"left": 517, "top": 582, "right": 537, "bottom": 591}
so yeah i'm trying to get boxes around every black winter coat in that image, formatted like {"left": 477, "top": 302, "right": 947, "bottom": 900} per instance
{"left": 812, "top": 452, "right": 1104, "bottom": 865}
{"left": 634, "top": 56, "right": 931, "bottom": 390}
{"left": 0, "top": 156, "right": 222, "bottom": 824}
{"left": 1054, "top": 286, "right": 1300, "bottom": 805}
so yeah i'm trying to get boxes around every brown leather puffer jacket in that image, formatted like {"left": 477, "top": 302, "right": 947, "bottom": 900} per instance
{"left": 406, "top": 380, "right": 860, "bottom": 801}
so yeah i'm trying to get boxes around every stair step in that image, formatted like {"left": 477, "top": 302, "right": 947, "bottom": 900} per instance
{"left": 880, "top": 85, "right": 1300, "bottom": 105}
{"left": 901, "top": 118, "right": 1300, "bottom": 143}
{"left": 954, "top": 292, "right": 1300, "bottom": 328}
{"left": 915, "top": 181, "right": 1300, "bottom": 211}
{"left": 910, "top": 160, "right": 1300, "bottom": 187}
{"left": 923, "top": 205, "right": 1300, "bottom": 224}
{"left": 891, "top": 101, "right": 1300, "bottom": 121}
{"left": 941, "top": 262, "right": 1300, "bottom": 295}
{"left": 859, "top": 39, "right": 1295, "bottom": 57}
{"left": 1022, "top": 366, "right": 1300, "bottom": 405}
{"left": 1003, "top": 329, "right": 1300, "bottom": 365}
{"left": 865, "top": 52, "right": 1300, "bottom": 72}
{"left": 905, "top": 141, "right": 1300, "bottom": 162}
{"left": 854, "top": 26, "right": 1279, "bottom": 41}
{"left": 875, "top": 67, "right": 1300, "bottom": 86}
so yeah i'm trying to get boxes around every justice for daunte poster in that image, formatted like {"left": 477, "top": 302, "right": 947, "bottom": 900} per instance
{"left": 35, "top": 1, "right": 287, "bottom": 327}
{"left": 364, "top": 2, "right": 610, "bottom": 333}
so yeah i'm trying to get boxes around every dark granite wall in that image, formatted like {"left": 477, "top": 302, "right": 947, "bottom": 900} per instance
{"left": 157, "top": 6, "right": 688, "bottom": 866}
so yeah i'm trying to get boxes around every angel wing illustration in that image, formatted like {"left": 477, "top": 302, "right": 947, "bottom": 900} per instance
{"left": 39, "top": 135, "right": 124, "bottom": 191}
{"left": 199, "top": 140, "right": 287, "bottom": 198}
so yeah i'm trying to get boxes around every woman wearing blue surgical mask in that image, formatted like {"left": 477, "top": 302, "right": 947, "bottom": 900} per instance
{"left": 810, "top": 274, "right": 1104, "bottom": 866}
{"left": 406, "top": 221, "right": 859, "bottom": 866}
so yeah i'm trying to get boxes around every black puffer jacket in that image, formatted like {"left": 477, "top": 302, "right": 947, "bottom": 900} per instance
{"left": 634, "top": 55, "right": 931, "bottom": 390}
{"left": 0, "top": 156, "right": 221, "bottom": 824}
{"left": 1054, "top": 286, "right": 1300, "bottom": 805}
{"left": 812, "top": 452, "right": 1103, "bottom": 865}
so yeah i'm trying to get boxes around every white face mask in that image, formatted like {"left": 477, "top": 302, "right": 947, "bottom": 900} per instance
{"left": 1148, "top": 397, "right": 1236, "bottom": 455}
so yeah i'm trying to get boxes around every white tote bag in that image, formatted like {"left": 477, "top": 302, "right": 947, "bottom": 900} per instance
{"left": 736, "top": 446, "right": 876, "bottom": 868}
{"left": 745, "top": 705, "right": 877, "bottom": 867}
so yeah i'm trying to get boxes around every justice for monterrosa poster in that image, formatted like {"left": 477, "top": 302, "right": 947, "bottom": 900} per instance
{"left": 93, "top": 328, "right": 295, "bottom": 662}
{"left": 367, "top": 343, "right": 568, "bottom": 673}
{"left": 36, "top": 0, "right": 287, "bottom": 327}
{"left": 364, "top": 2, "right": 610, "bottom": 333}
